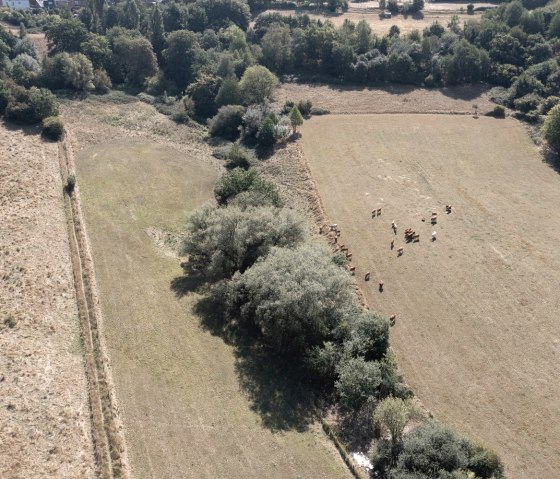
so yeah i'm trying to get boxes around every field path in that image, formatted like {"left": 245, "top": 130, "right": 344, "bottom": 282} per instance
{"left": 301, "top": 114, "right": 560, "bottom": 479}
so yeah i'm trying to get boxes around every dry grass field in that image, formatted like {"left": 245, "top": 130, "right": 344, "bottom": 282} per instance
{"left": 276, "top": 82, "right": 494, "bottom": 115}
{"left": 257, "top": 7, "right": 482, "bottom": 35}
{"left": 299, "top": 114, "right": 560, "bottom": 479}
{"left": 64, "top": 97, "right": 354, "bottom": 479}
{"left": 0, "top": 123, "right": 94, "bottom": 478}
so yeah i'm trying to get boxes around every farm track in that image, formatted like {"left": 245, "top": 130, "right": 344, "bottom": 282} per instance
{"left": 58, "top": 136, "right": 130, "bottom": 479}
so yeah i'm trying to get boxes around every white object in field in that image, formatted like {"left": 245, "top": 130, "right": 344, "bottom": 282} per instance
{"left": 352, "top": 452, "right": 373, "bottom": 471}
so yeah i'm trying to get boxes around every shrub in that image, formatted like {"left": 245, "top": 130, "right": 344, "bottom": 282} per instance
{"left": 273, "top": 115, "right": 292, "bottom": 143}
{"left": 0, "top": 80, "right": 11, "bottom": 115}
{"left": 208, "top": 104, "right": 246, "bottom": 140}
{"left": 466, "top": 3, "right": 474, "bottom": 14}
{"left": 288, "top": 105, "right": 303, "bottom": 133}
{"left": 92, "top": 68, "right": 112, "bottom": 93}
{"left": 227, "top": 143, "right": 252, "bottom": 169}
{"left": 242, "top": 102, "right": 278, "bottom": 142}
{"left": 487, "top": 105, "right": 506, "bottom": 118}
{"left": 513, "top": 93, "right": 540, "bottom": 113}
{"left": 5, "top": 86, "right": 58, "bottom": 124}
{"left": 65, "top": 174, "right": 76, "bottom": 194}
{"left": 239, "top": 65, "right": 278, "bottom": 105}
{"left": 310, "top": 106, "right": 330, "bottom": 115}
{"left": 343, "top": 310, "right": 390, "bottom": 361}
{"left": 214, "top": 168, "right": 282, "bottom": 206}
{"left": 226, "top": 243, "right": 356, "bottom": 354}
{"left": 41, "top": 116, "right": 64, "bottom": 140}
{"left": 215, "top": 76, "right": 242, "bottom": 108}
{"left": 256, "top": 116, "right": 276, "bottom": 147}
{"left": 183, "top": 204, "right": 305, "bottom": 279}
{"left": 297, "top": 99, "right": 313, "bottom": 116}
{"left": 373, "top": 397, "right": 422, "bottom": 451}
{"left": 11, "top": 53, "right": 40, "bottom": 86}
{"left": 335, "top": 357, "right": 382, "bottom": 409}
{"left": 541, "top": 96, "right": 560, "bottom": 115}
{"left": 543, "top": 104, "right": 560, "bottom": 153}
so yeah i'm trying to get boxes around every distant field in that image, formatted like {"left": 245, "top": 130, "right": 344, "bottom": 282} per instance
{"left": 276, "top": 82, "right": 494, "bottom": 115}
{"left": 257, "top": 7, "right": 482, "bottom": 35}
{"left": 300, "top": 114, "right": 560, "bottom": 479}
{"left": 69, "top": 98, "right": 353, "bottom": 479}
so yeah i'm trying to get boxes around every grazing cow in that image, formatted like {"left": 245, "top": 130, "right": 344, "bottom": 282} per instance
{"left": 379, "top": 280, "right": 384, "bottom": 292}
{"left": 397, "top": 247, "right": 404, "bottom": 256}
{"left": 347, "top": 253, "right": 353, "bottom": 261}
{"left": 432, "top": 231, "right": 437, "bottom": 241}
{"left": 377, "top": 208, "right": 382, "bottom": 215}
{"left": 330, "top": 224, "right": 338, "bottom": 231}
{"left": 341, "top": 247, "right": 349, "bottom": 253}
{"left": 372, "top": 209, "right": 377, "bottom": 218}
{"left": 349, "top": 266, "right": 356, "bottom": 275}
{"left": 421, "top": 216, "right": 426, "bottom": 222}
{"left": 389, "top": 314, "right": 396, "bottom": 325}
{"left": 412, "top": 233, "right": 420, "bottom": 242}
{"left": 390, "top": 239, "right": 395, "bottom": 250}
{"left": 431, "top": 217, "right": 437, "bottom": 225}
{"left": 365, "top": 272, "right": 371, "bottom": 281}
{"left": 446, "top": 205, "right": 452, "bottom": 213}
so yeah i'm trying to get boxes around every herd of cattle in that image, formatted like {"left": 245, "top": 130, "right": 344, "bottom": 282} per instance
{"left": 319, "top": 205, "right": 454, "bottom": 326}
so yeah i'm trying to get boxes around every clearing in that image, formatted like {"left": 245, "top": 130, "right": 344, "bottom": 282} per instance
{"left": 256, "top": 3, "right": 484, "bottom": 36}
{"left": 64, "top": 96, "right": 354, "bottom": 479}
{"left": 276, "top": 82, "right": 494, "bottom": 115}
{"left": 0, "top": 123, "right": 94, "bottom": 478}
{"left": 300, "top": 114, "right": 560, "bottom": 479}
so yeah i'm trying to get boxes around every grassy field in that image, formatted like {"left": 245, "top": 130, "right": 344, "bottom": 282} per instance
{"left": 72, "top": 105, "right": 354, "bottom": 478}
{"left": 0, "top": 123, "right": 94, "bottom": 478}
{"left": 300, "top": 114, "right": 560, "bottom": 479}
{"left": 257, "top": 7, "right": 483, "bottom": 36}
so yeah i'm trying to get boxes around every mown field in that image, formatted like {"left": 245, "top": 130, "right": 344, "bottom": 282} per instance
{"left": 300, "top": 114, "right": 560, "bottom": 479}
{"left": 70, "top": 98, "right": 353, "bottom": 479}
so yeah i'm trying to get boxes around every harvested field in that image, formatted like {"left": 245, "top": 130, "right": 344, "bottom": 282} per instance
{"left": 276, "top": 82, "right": 494, "bottom": 115}
{"left": 64, "top": 97, "right": 354, "bottom": 479}
{"left": 0, "top": 123, "right": 94, "bottom": 478}
{"left": 300, "top": 114, "right": 560, "bottom": 479}
{"left": 256, "top": 8, "right": 482, "bottom": 35}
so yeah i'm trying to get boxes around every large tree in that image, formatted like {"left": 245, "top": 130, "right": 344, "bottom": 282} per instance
{"left": 162, "top": 30, "right": 200, "bottom": 90}
{"left": 239, "top": 65, "right": 278, "bottom": 105}
{"left": 45, "top": 19, "right": 89, "bottom": 54}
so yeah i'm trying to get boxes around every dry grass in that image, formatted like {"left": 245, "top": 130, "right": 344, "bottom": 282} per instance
{"left": 299, "top": 114, "right": 560, "bottom": 479}
{"left": 62, "top": 96, "right": 354, "bottom": 479}
{"left": 276, "top": 82, "right": 494, "bottom": 115}
{"left": 0, "top": 122, "right": 94, "bottom": 478}
{"left": 256, "top": 7, "right": 483, "bottom": 35}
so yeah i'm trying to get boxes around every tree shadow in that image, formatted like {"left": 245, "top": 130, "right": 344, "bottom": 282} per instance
{"left": 542, "top": 147, "right": 560, "bottom": 174}
{"left": 438, "top": 83, "right": 492, "bottom": 101}
{"left": 336, "top": 399, "right": 378, "bottom": 451}
{"left": 233, "top": 344, "right": 319, "bottom": 432}
{"left": 170, "top": 263, "right": 207, "bottom": 298}
{"left": 2, "top": 119, "right": 42, "bottom": 136}
{"left": 190, "top": 290, "right": 320, "bottom": 432}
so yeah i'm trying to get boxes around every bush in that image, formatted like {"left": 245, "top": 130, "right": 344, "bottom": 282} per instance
{"left": 183, "top": 204, "right": 305, "bottom": 279}
{"left": 256, "top": 116, "right": 276, "bottom": 147}
{"left": 487, "top": 105, "right": 506, "bottom": 118}
{"left": 65, "top": 174, "right": 76, "bottom": 194}
{"left": 297, "top": 99, "right": 313, "bottom": 116}
{"left": 273, "top": 115, "right": 292, "bottom": 143}
{"left": 513, "top": 93, "right": 541, "bottom": 113}
{"left": 214, "top": 168, "right": 282, "bottom": 206}
{"left": 239, "top": 65, "right": 278, "bottom": 105}
{"left": 5, "top": 86, "right": 58, "bottom": 124}
{"left": 227, "top": 143, "right": 252, "bottom": 169}
{"left": 343, "top": 310, "right": 390, "bottom": 361}
{"left": 41, "top": 116, "right": 64, "bottom": 140}
{"left": 208, "top": 104, "right": 246, "bottom": 140}
{"left": 92, "top": 68, "right": 112, "bottom": 93}
{"left": 541, "top": 96, "right": 560, "bottom": 115}
{"left": 226, "top": 243, "right": 356, "bottom": 354}
{"left": 543, "top": 104, "right": 560, "bottom": 153}
{"left": 335, "top": 357, "right": 382, "bottom": 409}
{"left": 0, "top": 80, "right": 11, "bottom": 115}
{"left": 310, "top": 106, "right": 330, "bottom": 115}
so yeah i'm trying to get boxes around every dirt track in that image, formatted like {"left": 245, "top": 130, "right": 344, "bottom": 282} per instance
{"left": 300, "top": 114, "right": 560, "bottom": 479}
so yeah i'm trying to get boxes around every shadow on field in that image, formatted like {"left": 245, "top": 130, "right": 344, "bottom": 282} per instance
{"left": 190, "top": 291, "right": 319, "bottom": 432}
{"left": 543, "top": 148, "right": 560, "bottom": 174}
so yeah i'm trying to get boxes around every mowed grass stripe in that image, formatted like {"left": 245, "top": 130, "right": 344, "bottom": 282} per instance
{"left": 301, "top": 114, "right": 560, "bottom": 479}
{"left": 76, "top": 141, "right": 353, "bottom": 479}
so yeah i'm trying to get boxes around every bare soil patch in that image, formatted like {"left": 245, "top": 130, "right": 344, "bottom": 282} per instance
{"left": 299, "top": 114, "right": 560, "bottom": 479}
{"left": 62, "top": 97, "right": 354, "bottom": 479}
{"left": 277, "top": 82, "right": 494, "bottom": 115}
{"left": 0, "top": 123, "right": 94, "bottom": 478}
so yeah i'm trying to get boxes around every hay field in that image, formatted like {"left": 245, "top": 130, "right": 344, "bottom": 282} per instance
{"left": 257, "top": 8, "right": 482, "bottom": 35}
{"left": 276, "top": 82, "right": 494, "bottom": 115}
{"left": 67, "top": 98, "right": 353, "bottom": 479}
{"left": 0, "top": 123, "right": 94, "bottom": 478}
{"left": 300, "top": 114, "right": 560, "bottom": 479}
